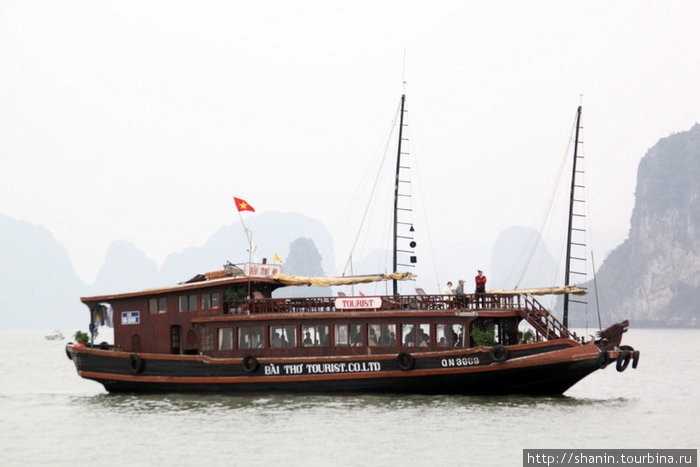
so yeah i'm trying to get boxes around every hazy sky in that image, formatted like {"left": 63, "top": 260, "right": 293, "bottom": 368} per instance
{"left": 2, "top": 1, "right": 699, "bottom": 286}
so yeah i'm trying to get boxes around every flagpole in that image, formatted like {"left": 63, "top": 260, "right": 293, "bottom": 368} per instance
{"left": 236, "top": 210, "right": 253, "bottom": 298}
{"left": 233, "top": 197, "right": 256, "bottom": 299}
{"left": 237, "top": 210, "right": 253, "bottom": 263}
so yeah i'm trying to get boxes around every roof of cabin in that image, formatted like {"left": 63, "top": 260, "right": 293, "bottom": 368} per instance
{"left": 80, "top": 275, "right": 281, "bottom": 303}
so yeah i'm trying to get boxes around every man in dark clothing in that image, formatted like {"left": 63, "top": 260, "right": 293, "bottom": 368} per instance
{"left": 454, "top": 280, "right": 467, "bottom": 307}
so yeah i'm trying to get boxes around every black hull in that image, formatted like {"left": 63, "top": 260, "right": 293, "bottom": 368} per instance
{"left": 98, "top": 360, "right": 599, "bottom": 396}
{"left": 69, "top": 343, "right": 604, "bottom": 396}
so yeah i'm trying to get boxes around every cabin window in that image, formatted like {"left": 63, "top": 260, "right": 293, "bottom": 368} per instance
{"left": 178, "top": 295, "right": 198, "bottom": 311}
{"left": 368, "top": 324, "right": 396, "bottom": 347}
{"left": 402, "top": 323, "right": 431, "bottom": 347}
{"left": 218, "top": 328, "right": 234, "bottom": 350}
{"left": 270, "top": 325, "right": 296, "bottom": 348}
{"left": 436, "top": 324, "right": 464, "bottom": 347}
{"left": 334, "top": 324, "right": 362, "bottom": 346}
{"left": 238, "top": 326, "right": 263, "bottom": 349}
{"left": 201, "top": 293, "right": 220, "bottom": 310}
{"left": 148, "top": 297, "right": 167, "bottom": 314}
{"left": 302, "top": 325, "right": 329, "bottom": 347}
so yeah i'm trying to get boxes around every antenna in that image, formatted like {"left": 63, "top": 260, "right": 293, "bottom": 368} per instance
{"left": 401, "top": 49, "right": 407, "bottom": 94}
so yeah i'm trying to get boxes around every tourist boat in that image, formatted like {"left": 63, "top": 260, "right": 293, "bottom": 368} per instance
{"left": 45, "top": 330, "right": 65, "bottom": 341}
{"left": 65, "top": 99, "right": 639, "bottom": 395}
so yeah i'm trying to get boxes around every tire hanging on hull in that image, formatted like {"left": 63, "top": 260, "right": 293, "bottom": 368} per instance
{"left": 129, "top": 354, "right": 145, "bottom": 374}
{"left": 490, "top": 345, "right": 509, "bottom": 363}
{"left": 397, "top": 352, "right": 415, "bottom": 371}
{"left": 616, "top": 350, "right": 631, "bottom": 372}
{"left": 242, "top": 355, "right": 259, "bottom": 373}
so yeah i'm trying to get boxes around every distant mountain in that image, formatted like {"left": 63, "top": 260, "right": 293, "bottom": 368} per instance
{"left": 0, "top": 213, "right": 86, "bottom": 330}
{"left": 0, "top": 211, "right": 336, "bottom": 330}
{"left": 490, "top": 226, "right": 559, "bottom": 291}
{"left": 158, "top": 211, "right": 336, "bottom": 285}
{"left": 274, "top": 237, "right": 333, "bottom": 298}
{"left": 90, "top": 240, "right": 160, "bottom": 295}
{"left": 571, "top": 123, "right": 700, "bottom": 328}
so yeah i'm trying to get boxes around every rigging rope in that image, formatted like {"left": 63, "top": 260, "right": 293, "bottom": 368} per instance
{"left": 341, "top": 100, "right": 402, "bottom": 277}
{"left": 513, "top": 110, "right": 579, "bottom": 290}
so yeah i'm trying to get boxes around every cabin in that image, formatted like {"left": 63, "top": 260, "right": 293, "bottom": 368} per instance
{"left": 80, "top": 268, "right": 568, "bottom": 359}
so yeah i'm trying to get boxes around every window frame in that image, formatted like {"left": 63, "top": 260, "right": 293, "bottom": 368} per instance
{"left": 218, "top": 327, "right": 234, "bottom": 350}
{"left": 368, "top": 323, "right": 396, "bottom": 347}
{"left": 178, "top": 294, "right": 199, "bottom": 312}
{"left": 270, "top": 325, "right": 297, "bottom": 348}
{"left": 301, "top": 324, "right": 330, "bottom": 347}
{"left": 148, "top": 296, "right": 167, "bottom": 314}
{"left": 401, "top": 323, "right": 431, "bottom": 347}
{"left": 238, "top": 326, "right": 264, "bottom": 349}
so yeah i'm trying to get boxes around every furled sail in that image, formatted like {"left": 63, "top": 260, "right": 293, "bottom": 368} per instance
{"left": 270, "top": 272, "right": 414, "bottom": 287}
{"left": 487, "top": 285, "right": 587, "bottom": 296}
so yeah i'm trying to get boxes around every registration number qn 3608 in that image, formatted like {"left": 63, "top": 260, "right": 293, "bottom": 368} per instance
{"left": 440, "top": 357, "right": 480, "bottom": 367}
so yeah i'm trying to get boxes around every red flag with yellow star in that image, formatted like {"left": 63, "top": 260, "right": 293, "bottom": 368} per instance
{"left": 233, "top": 197, "right": 255, "bottom": 212}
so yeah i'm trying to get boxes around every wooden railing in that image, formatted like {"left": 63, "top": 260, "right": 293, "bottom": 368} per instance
{"left": 226, "top": 292, "right": 569, "bottom": 330}
{"left": 517, "top": 295, "right": 576, "bottom": 341}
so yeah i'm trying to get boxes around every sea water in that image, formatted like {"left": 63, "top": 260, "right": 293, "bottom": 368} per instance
{"left": 0, "top": 328, "right": 697, "bottom": 466}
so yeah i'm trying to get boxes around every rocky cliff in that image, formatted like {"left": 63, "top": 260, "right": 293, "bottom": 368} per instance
{"left": 576, "top": 123, "right": 700, "bottom": 328}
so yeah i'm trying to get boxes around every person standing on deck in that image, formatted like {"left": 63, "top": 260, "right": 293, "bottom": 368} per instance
{"left": 475, "top": 270, "right": 487, "bottom": 308}
{"left": 454, "top": 280, "right": 467, "bottom": 307}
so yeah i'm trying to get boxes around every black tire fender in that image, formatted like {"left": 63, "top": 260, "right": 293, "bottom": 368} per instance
{"left": 616, "top": 350, "right": 631, "bottom": 372}
{"left": 597, "top": 350, "right": 609, "bottom": 368}
{"left": 65, "top": 343, "right": 73, "bottom": 361}
{"left": 632, "top": 350, "right": 640, "bottom": 369}
{"left": 242, "top": 355, "right": 259, "bottom": 373}
{"left": 128, "top": 353, "right": 145, "bottom": 374}
{"left": 490, "top": 344, "right": 509, "bottom": 363}
{"left": 397, "top": 352, "right": 415, "bottom": 371}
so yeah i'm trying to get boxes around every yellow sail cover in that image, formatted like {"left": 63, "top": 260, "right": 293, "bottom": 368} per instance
{"left": 487, "top": 285, "right": 587, "bottom": 296}
{"left": 270, "top": 272, "right": 414, "bottom": 287}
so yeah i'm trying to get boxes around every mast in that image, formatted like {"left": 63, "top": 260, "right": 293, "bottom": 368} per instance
{"left": 563, "top": 105, "right": 582, "bottom": 328}
{"left": 392, "top": 94, "right": 406, "bottom": 295}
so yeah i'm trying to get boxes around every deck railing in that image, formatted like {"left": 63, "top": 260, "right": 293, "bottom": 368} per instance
{"left": 226, "top": 293, "right": 575, "bottom": 339}
{"left": 222, "top": 293, "right": 577, "bottom": 342}
{"left": 227, "top": 293, "right": 532, "bottom": 315}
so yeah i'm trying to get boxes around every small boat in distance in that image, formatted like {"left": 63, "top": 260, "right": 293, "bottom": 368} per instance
{"left": 45, "top": 330, "right": 65, "bottom": 341}
{"left": 65, "top": 97, "right": 639, "bottom": 395}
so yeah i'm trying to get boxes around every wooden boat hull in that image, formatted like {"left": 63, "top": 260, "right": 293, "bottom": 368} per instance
{"left": 67, "top": 340, "right": 609, "bottom": 396}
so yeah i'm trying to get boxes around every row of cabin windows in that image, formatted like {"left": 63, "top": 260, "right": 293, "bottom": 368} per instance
{"left": 148, "top": 293, "right": 220, "bottom": 314}
{"left": 217, "top": 323, "right": 466, "bottom": 351}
